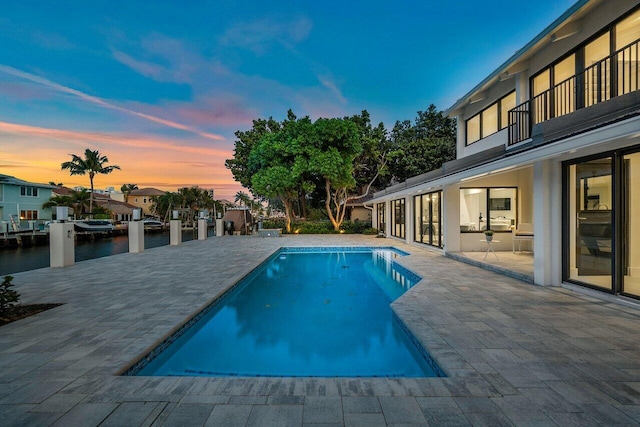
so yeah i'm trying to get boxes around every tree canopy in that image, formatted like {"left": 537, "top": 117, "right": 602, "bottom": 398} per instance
{"left": 226, "top": 105, "right": 456, "bottom": 229}
{"left": 388, "top": 104, "right": 456, "bottom": 182}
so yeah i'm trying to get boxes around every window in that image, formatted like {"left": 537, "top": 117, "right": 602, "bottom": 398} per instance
{"left": 20, "top": 210, "right": 38, "bottom": 220}
{"left": 553, "top": 54, "right": 576, "bottom": 117}
{"left": 20, "top": 186, "right": 38, "bottom": 197}
{"left": 143, "top": 198, "right": 147, "bottom": 204}
{"left": 616, "top": 9, "right": 640, "bottom": 96}
{"left": 467, "top": 114, "right": 481, "bottom": 144}
{"left": 390, "top": 198, "right": 405, "bottom": 239}
{"left": 500, "top": 92, "right": 516, "bottom": 131}
{"left": 460, "top": 187, "right": 517, "bottom": 232}
{"left": 585, "top": 32, "right": 611, "bottom": 107}
{"left": 530, "top": 6, "right": 640, "bottom": 122}
{"left": 465, "top": 91, "right": 516, "bottom": 145}
{"left": 376, "top": 202, "right": 386, "bottom": 232}
{"left": 414, "top": 191, "right": 442, "bottom": 247}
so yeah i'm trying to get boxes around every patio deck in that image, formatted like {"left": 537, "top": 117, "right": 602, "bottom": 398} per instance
{"left": 1, "top": 235, "right": 640, "bottom": 426}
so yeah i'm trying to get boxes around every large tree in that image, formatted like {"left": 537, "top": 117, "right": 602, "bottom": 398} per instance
{"left": 388, "top": 104, "right": 456, "bottom": 182}
{"left": 249, "top": 113, "right": 314, "bottom": 232}
{"left": 61, "top": 149, "right": 120, "bottom": 216}
{"left": 309, "top": 117, "right": 362, "bottom": 231}
{"left": 225, "top": 117, "right": 281, "bottom": 193}
{"left": 347, "top": 110, "right": 394, "bottom": 196}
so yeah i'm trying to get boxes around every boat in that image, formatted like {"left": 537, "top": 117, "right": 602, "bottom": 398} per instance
{"left": 73, "top": 220, "right": 114, "bottom": 233}
{"left": 141, "top": 219, "right": 164, "bottom": 231}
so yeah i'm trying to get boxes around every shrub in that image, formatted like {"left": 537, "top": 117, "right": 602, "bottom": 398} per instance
{"left": 362, "top": 227, "right": 379, "bottom": 235}
{"left": 0, "top": 275, "right": 20, "bottom": 314}
{"left": 340, "top": 220, "right": 371, "bottom": 234}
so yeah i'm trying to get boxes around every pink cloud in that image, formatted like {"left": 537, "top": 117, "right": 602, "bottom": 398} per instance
{"left": 0, "top": 121, "right": 229, "bottom": 157}
{"left": 0, "top": 65, "right": 225, "bottom": 141}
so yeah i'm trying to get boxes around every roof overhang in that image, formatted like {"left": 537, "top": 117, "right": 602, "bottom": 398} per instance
{"left": 446, "top": 0, "right": 593, "bottom": 117}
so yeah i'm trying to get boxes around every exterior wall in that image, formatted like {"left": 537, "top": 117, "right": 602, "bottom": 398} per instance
{"left": 349, "top": 206, "right": 372, "bottom": 223}
{"left": 454, "top": 0, "right": 638, "bottom": 159}
{"left": 129, "top": 194, "right": 156, "bottom": 216}
{"left": 0, "top": 183, "right": 53, "bottom": 223}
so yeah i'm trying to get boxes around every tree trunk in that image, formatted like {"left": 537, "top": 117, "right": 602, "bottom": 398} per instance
{"left": 282, "top": 197, "right": 293, "bottom": 233}
{"left": 324, "top": 181, "right": 348, "bottom": 231}
{"left": 89, "top": 173, "right": 95, "bottom": 218}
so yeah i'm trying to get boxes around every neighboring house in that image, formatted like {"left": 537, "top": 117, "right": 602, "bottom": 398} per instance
{"left": 128, "top": 188, "right": 166, "bottom": 216}
{"left": 0, "top": 174, "right": 55, "bottom": 228}
{"left": 345, "top": 194, "right": 373, "bottom": 223}
{"left": 370, "top": 0, "right": 639, "bottom": 300}
{"left": 52, "top": 186, "right": 135, "bottom": 220}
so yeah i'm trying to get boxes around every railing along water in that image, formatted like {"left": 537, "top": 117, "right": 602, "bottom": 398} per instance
{"left": 508, "top": 38, "right": 640, "bottom": 145}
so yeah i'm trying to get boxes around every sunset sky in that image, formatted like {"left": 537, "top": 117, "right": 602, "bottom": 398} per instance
{"left": 0, "top": 0, "right": 576, "bottom": 201}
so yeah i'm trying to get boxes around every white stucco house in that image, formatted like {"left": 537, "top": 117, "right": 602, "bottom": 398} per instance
{"left": 370, "top": 0, "right": 640, "bottom": 300}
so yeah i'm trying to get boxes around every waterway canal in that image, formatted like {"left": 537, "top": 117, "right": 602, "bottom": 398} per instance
{"left": 0, "top": 229, "right": 213, "bottom": 276}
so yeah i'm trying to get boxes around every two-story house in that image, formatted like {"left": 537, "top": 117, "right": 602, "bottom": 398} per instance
{"left": 370, "top": 0, "right": 639, "bottom": 300}
{"left": 127, "top": 188, "right": 165, "bottom": 217}
{"left": 0, "top": 174, "right": 54, "bottom": 229}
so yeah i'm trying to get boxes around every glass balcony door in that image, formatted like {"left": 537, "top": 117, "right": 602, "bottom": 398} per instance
{"left": 567, "top": 158, "right": 613, "bottom": 290}
{"left": 623, "top": 152, "right": 640, "bottom": 297}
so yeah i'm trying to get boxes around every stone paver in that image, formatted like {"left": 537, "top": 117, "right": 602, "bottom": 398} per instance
{"left": 0, "top": 234, "right": 639, "bottom": 426}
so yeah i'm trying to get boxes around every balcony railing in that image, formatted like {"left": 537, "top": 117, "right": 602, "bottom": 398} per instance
{"left": 509, "top": 38, "right": 639, "bottom": 145}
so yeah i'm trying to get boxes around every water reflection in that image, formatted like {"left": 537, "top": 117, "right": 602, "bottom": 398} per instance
{"left": 138, "top": 251, "right": 436, "bottom": 377}
{"left": 0, "top": 229, "right": 207, "bottom": 275}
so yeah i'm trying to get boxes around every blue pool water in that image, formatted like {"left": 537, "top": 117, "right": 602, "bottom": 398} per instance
{"left": 133, "top": 247, "right": 442, "bottom": 377}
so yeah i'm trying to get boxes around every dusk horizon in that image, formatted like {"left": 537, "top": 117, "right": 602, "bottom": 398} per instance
{"left": 1, "top": 0, "right": 576, "bottom": 201}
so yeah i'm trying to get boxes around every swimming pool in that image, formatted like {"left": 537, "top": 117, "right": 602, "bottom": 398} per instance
{"left": 130, "top": 247, "right": 443, "bottom": 377}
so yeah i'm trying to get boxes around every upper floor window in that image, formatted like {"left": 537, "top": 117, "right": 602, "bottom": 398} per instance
{"left": 530, "top": 6, "right": 640, "bottom": 121}
{"left": 20, "top": 186, "right": 38, "bottom": 197}
{"left": 466, "top": 91, "right": 515, "bottom": 145}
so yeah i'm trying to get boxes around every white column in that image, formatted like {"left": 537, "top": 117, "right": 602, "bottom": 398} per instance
{"left": 50, "top": 222, "right": 74, "bottom": 268}
{"left": 170, "top": 219, "right": 182, "bottom": 245}
{"left": 128, "top": 221, "right": 145, "bottom": 253}
{"left": 216, "top": 218, "right": 224, "bottom": 237}
{"left": 443, "top": 185, "right": 461, "bottom": 252}
{"left": 198, "top": 219, "right": 207, "bottom": 240}
{"left": 533, "top": 159, "right": 562, "bottom": 286}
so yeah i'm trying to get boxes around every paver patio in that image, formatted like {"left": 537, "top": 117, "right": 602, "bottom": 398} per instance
{"left": 1, "top": 234, "right": 640, "bottom": 426}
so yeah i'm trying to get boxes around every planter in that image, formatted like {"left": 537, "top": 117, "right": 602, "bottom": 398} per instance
{"left": 485, "top": 235, "right": 493, "bottom": 242}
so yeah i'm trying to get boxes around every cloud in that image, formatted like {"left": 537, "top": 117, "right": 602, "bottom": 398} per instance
{"left": 220, "top": 16, "right": 313, "bottom": 54}
{"left": 317, "top": 75, "right": 347, "bottom": 104}
{"left": 0, "top": 65, "right": 225, "bottom": 141}
{"left": 0, "top": 121, "right": 230, "bottom": 158}
{"left": 111, "top": 33, "right": 207, "bottom": 84}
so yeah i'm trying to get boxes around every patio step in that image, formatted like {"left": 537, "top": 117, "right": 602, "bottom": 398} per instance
{"left": 445, "top": 252, "right": 534, "bottom": 284}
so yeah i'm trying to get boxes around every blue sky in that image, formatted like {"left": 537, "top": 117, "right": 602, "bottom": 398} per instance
{"left": 0, "top": 0, "right": 577, "bottom": 199}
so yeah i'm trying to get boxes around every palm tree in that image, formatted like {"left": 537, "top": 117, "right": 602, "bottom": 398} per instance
{"left": 69, "top": 189, "right": 91, "bottom": 218}
{"left": 120, "top": 183, "right": 138, "bottom": 202}
{"left": 234, "top": 191, "right": 251, "bottom": 207}
{"left": 42, "top": 195, "right": 73, "bottom": 219}
{"left": 61, "top": 149, "right": 120, "bottom": 217}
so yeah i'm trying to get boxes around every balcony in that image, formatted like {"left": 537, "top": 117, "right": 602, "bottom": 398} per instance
{"left": 509, "top": 38, "right": 640, "bottom": 145}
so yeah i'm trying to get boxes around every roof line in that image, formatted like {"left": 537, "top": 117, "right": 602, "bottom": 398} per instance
{"left": 446, "top": 0, "right": 591, "bottom": 115}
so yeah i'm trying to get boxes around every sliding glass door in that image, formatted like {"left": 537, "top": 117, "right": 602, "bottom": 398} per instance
{"left": 413, "top": 191, "right": 442, "bottom": 247}
{"left": 567, "top": 158, "right": 613, "bottom": 290}
{"left": 565, "top": 147, "right": 640, "bottom": 298}
{"left": 623, "top": 152, "right": 640, "bottom": 297}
